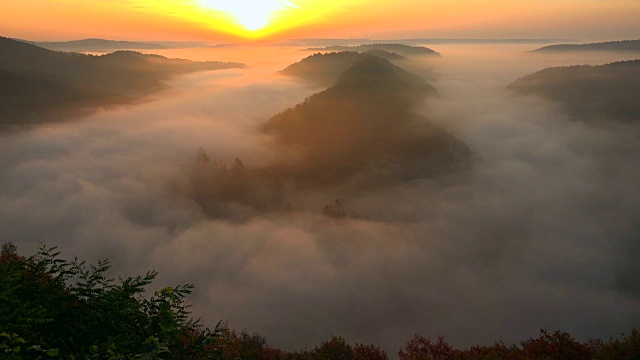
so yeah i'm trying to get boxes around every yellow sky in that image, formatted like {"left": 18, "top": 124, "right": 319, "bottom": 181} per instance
{"left": 0, "top": 0, "right": 638, "bottom": 41}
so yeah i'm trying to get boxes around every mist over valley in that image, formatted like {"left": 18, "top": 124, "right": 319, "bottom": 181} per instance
{"left": 1, "top": 37, "right": 639, "bottom": 356}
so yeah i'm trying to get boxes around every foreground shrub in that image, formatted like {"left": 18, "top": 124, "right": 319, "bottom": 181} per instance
{"left": 397, "top": 329, "right": 640, "bottom": 360}
{"left": 291, "top": 335, "right": 388, "bottom": 360}
{"left": 214, "top": 329, "right": 287, "bottom": 360}
{"left": 520, "top": 329, "right": 593, "bottom": 359}
{"left": 399, "top": 335, "right": 455, "bottom": 360}
{"left": 2, "top": 242, "right": 638, "bottom": 360}
{"left": 0, "top": 242, "right": 221, "bottom": 359}
{"left": 590, "top": 328, "right": 640, "bottom": 360}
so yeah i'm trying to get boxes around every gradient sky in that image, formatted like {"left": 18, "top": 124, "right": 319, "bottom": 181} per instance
{"left": 1, "top": 0, "right": 638, "bottom": 41}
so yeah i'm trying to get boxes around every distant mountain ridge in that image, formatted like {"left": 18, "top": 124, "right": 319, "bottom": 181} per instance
{"left": 15, "top": 38, "right": 217, "bottom": 52}
{"left": 289, "top": 38, "right": 573, "bottom": 47}
{"left": 508, "top": 60, "right": 640, "bottom": 122}
{"left": 304, "top": 43, "right": 441, "bottom": 57}
{"left": 362, "top": 49, "right": 407, "bottom": 61}
{"left": 532, "top": 39, "right": 640, "bottom": 53}
{"left": 0, "top": 36, "right": 244, "bottom": 130}
{"left": 32, "top": 38, "right": 167, "bottom": 52}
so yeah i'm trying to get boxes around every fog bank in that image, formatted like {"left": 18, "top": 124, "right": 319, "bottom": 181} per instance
{"left": 1, "top": 45, "right": 639, "bottom": 355}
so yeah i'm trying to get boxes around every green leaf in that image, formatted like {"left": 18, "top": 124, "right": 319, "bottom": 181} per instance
{"left": 45, "top": 348, "right": 59, "bottom": 357}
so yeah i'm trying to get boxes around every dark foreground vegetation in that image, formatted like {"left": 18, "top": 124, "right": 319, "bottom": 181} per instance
{"left": 2, "top": 243, "right": 639, "bottom": 359}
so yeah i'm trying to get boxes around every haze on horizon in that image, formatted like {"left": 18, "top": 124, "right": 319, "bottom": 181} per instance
{"left": 1, "top": 0, "right": 638, "bottom": 41}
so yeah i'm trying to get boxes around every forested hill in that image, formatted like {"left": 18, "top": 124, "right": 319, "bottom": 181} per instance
{"left": 280, "top": 50, "right": 423, "bottom": 87}
{"left": 0, "top": 36, "right": 244, "bottom": 130}
{"left": 531, "top": 39, "right": 640, "bottom": 53}
{"left": 508, "top": 60, "right": 640, "bottom": 122}
{"left": 189, "top": 54, "right": 466, "bottom": 219}
{"left": 32, "top": 38, "right": 166, "bottom": 52}
{"left": 263, "top": 55, "right": 466, "bottom": 188}
{"left": 281, "top": 51, "right": 377, "bottom": 86}
{"left": 304, "top": 43, "right": 441, "bottom": 57}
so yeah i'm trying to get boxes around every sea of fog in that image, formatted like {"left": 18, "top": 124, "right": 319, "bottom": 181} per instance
{"left": 1, "top": 43, "right": 639, "bottom": 354}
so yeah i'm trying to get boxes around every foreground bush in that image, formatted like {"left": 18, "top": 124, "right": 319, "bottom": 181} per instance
{"left": 398, "top": 329, "right": 640, "bottom": 360}
{"left": 2, "top": 242, "right": 638, "bottom": 359}
{"left": 0, "top": 243, "right": 221, "bottom": 359}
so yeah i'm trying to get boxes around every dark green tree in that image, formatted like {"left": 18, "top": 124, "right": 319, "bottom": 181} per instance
{"left": 0, "top": 242, "right": 222, "bottom": 359}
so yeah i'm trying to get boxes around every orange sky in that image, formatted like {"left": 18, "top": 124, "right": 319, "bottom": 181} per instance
{"left": 0, "top": 0, "right": 638, "bottom": 42}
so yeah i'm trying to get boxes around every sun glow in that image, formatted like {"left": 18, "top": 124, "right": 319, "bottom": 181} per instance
{"left": 185, "top": 0, "right": 365, "bottom": 39}
{"left": 196, "top": 0, "right": 297, "bottom": 31}
{"left": 36, "top": 0, "right": 375, "bottom": 40}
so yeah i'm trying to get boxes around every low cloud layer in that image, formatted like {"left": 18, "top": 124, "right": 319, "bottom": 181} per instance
{"left": 1, "top": 45, "right": 639, "bottom": 355}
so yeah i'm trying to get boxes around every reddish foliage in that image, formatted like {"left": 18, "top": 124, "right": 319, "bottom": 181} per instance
{"left": 0, "top": 242, "right": 23, "bottom": 264}
{"left": 353, "top": 342, "right": 389, "bottom": 360}
{"left": 312, "top": 335, "right": 354, "bottom": 359}
{"left": 455, "top": 342, "right": 521, "bottom": 360}
{"left": 520, "top": 329, "right": 593, "bottom": 359}
{"left": 213, "top": 329, "right": 286, "bottom": 360}
{"left": 399, "top": 335, "right": 455, "bottom": 360}
{"left": 589, "top": 328, "right": 640, "bottom": 359}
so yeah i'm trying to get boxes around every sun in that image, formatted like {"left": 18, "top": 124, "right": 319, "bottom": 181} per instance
{"left": 131, "top": 0, "right": 366, "bottom": 40}
{"left": 196, "top": 0, "right": 298, "bottom": 31}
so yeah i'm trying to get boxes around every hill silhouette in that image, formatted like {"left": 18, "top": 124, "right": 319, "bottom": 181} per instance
{"left": 281, "top": 51, "right": 377, "bottom": 87}
{"left": 362, "top": 49, "right": 407, "bottom": 61}
{"left": 0, "top": 36, "right": 244, "bottom": 130}
{"left": 280, "top": 51, "right": 420, "bottom": 87}
{"left": 331, "top": 56, "right": 435, "bottom": 96}
{"left": 0, "top": 70, "right": 124, "bottom": 126}
{"left": 508, "top": 60, "right": 640, "bottom": 122}
{"left": 263, "top": 56, "right": 466, "bottom": 187}
{"left": 30, "top": 38, "right": 167, "bottom": 52}
{"left": 190, "top": 56, "right": 467, "bottom": 218}
{"left": 304, "top": 43, "right": 441, "bottom": 57}
{"left": 531, "top": 39, "right": 640, "bottom": 53}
